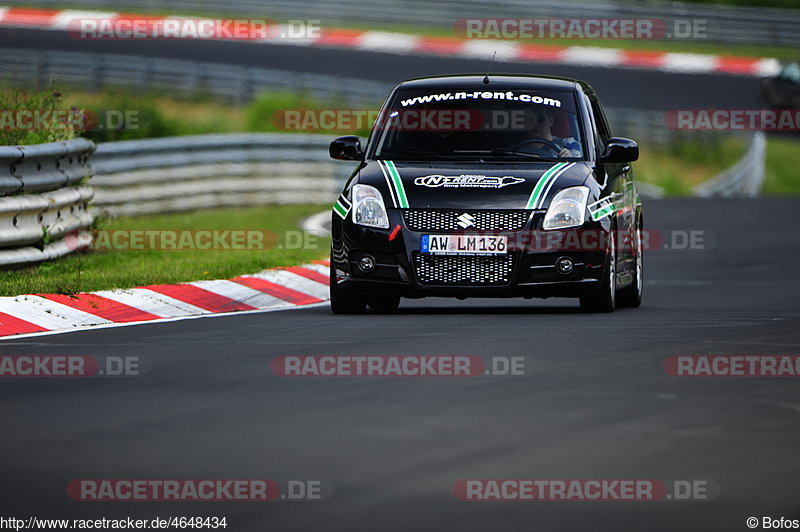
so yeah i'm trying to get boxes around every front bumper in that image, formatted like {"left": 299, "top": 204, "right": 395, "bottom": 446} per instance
{"left": 332, "top": 209, "right": 611, "bottom": 299}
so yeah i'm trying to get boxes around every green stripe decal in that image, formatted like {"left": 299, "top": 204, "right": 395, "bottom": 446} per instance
{"left": 385, "top": 160, "right": 409, "bottom": 208}
{"left": 333, "top": 201, "right": 348, "bottom": 219}
{"left": 590, "top": 204, "right": 615, "bottom": 221}
{"left": 526, "top": 162, "right": 567, "bottom": 210}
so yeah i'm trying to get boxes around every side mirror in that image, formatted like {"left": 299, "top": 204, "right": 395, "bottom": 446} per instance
{"left": 599, "top": 137, "right": 639, "bottom": 163}
{"left": 329, "top": 136, "right": 363, "bottom": 161}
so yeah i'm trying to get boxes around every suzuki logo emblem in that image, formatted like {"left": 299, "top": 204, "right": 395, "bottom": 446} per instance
{"left": 456, "top": 213, "right": 475, "bottom": 229}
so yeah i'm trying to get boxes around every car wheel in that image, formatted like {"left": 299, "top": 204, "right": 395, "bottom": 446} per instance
{"left": 368, "top": 294, "right": 401, "bottom": 312}
{"left": 330, "top": 262, "right": 366, "bottom": 314}
{"left": 580, "top": 228, "right": 616, "bottom": 313}
{"left": 617, "top": 222, "right": 643, "bottom": 308}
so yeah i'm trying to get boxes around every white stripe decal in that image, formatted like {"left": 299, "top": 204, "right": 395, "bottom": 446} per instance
{"left": 537, "top": 162, "right": 576, "bottom": 209}
{"left": 377, "top": 160, "right": 399, "bottom": 208}
{"left": 525, "top": 162, "right": 565, "bottom": 209}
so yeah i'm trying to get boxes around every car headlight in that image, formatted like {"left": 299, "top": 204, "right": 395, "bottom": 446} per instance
{"left": 543, "top": 186, "right": 589, "bottom": 230}
{"left": 352, "top": 184, "right": 390, "bottom": 229}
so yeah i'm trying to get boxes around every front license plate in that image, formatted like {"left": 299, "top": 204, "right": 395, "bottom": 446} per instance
{"left": 420, "top": 234, "right": 508, "bottom": 255}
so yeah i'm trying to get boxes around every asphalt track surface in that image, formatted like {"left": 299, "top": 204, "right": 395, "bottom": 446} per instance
{"left": 0, "top": 197, "right": 799, "bottom": 531}
{"left": 0, "top": 27, "right": 765, "bottom": 110}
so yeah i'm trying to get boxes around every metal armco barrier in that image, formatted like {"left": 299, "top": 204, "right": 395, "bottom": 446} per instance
{"left": 90, "top": 133, "right": 343, "bottom": 218}
{"left": 0, "top": 137, "right": 95, "bottom": 194}
{"left": 694, "top": 132, "right": 766, "bottom": 198}
{"left": 0, "top": 138, "right": 95, "bottom": 267}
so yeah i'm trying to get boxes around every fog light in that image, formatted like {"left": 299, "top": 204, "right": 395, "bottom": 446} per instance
{"left": 359, "top": 255, "right": 376, "bottom": 273}
{"left": 555, "top": 256, "right": 574, "bottom": 275}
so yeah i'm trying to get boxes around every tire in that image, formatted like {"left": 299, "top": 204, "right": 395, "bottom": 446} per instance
{"left": 580, "top": 228, "right": 616, "bottom": 313}
{"left": 617, "top": 222, "right": 643, "bottom": 308}
{"left": 368, "top": 294, "right": 401, "bottom": 312}
{"left": 330, "top": 262, "right": 367, "bottom": 314}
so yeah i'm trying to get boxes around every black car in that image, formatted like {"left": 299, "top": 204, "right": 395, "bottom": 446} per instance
{"left": 761, "top": 61, "right": 800, "bottom": 109}
{"left": 328, "top": 74, "right": 643, "bottom": 313}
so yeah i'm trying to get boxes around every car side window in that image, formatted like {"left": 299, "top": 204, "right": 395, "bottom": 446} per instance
{"left": 589, "top": 99, "right": 612, "bottom": 151}
{"left": 580, "top": 94, "right": 603, "bottom": 155}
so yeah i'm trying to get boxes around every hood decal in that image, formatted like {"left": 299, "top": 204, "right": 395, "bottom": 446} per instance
{"left": 365, "top": 160, "right": 589, "bottom": 210}
{"left": 525, "top": 162, "right": 575, "bottom": 210}
{"left": 414, "top": 174, "right": 525, "bottom": 189}
{"left": 378, "top": 160, "right": 409, "bottom": 208}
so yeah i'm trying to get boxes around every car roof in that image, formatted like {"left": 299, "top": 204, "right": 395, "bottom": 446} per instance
{"left": 397, "top": 74, "right": 594, "bottom": 94}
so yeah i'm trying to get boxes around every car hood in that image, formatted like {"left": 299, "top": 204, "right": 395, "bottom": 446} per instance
{"left": 356, "top": 160, "right": 594, "bottom": 210}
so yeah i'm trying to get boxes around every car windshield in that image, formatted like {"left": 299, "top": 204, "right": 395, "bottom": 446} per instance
{"left": 372, "top": 87, "right": 585, "bottom": 161}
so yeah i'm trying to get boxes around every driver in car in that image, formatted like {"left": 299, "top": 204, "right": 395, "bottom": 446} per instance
{"left": 520, "top": 107, "right": 582, "bottom": 158}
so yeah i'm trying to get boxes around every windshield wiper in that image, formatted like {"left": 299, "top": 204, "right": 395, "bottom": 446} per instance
{"left": 452, "top": 149, "right": 559, "bottom": 161}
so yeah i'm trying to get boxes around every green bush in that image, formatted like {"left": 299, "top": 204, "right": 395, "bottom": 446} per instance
{"left": 244, "top": 91, "right": 316, "bottom": 133}
{"left": 244, "top": 90, "right": 374, "bottom": 137}
{"left": 0, "top": 87, "right": 80, "bottom": 145}
{"left": 74, "top": 92, "right": 176, "bottom": 142}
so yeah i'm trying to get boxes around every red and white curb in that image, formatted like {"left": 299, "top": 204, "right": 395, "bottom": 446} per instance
{"left": 0, "top": 6, "right": 781, "bottom": 77}
{"left": 0, "top": 259, "right": 330, "bottom": 339}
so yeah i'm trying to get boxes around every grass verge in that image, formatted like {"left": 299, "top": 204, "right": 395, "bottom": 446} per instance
{"left": 763, "top": 135, "right": 800, "bottom": 194}
{"left": 635, "top": 136, "right": 748, "bottom": 195}
{"left": 0, "top": 204, "right": 331, "bottom": 296}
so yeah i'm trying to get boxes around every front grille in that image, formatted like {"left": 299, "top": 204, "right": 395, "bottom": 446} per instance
{"left": 413, "top": 253, "right": 514, "bottom": 286}
{"left": 403, "top": 209, "right": 530, "bottom": 232}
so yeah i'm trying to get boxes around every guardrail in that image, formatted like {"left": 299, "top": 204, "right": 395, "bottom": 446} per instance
{"left": 694, "top": 132, "right": 766, "bottom": 198}
{"left": 91, "top": 134, "right": 342, "bottom": 217}
{"left": 14, "top": 0, "right": 800, "bottom": 47}
{"left": 0, "top": 137, "right": 96, "bottom": 267}
{"left": 0, "top": 49, "right": 389, "bottom": 106}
